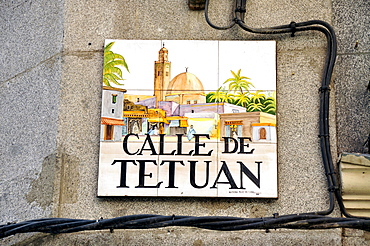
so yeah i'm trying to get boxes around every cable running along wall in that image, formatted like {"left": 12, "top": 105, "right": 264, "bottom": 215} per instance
{"left": 1, "top": 0, "right": 370, "bottom": 238}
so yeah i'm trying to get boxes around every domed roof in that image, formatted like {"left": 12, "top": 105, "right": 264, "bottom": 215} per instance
{"left": 166, "top": 72, "right": 204, "bottom": 95}
{"left": 159, "top": 47, "right": 168, "bottom": 53}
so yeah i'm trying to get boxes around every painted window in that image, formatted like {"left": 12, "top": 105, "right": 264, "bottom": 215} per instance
{"left": 112, "top": 94, "right": 117, "bottom": 104}
{"left": 225, "top": 125, "right": 242, "bottom": 138}
{"left": 104, "top": 125, "right": 113, "bottom": 140}
{"left": 260, "top": 128, "right": 267, "bottom": 139}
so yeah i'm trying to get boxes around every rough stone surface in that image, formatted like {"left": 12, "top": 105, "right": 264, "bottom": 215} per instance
{"left": 0, "top": 0, "right": 368, "bottom": 245}
{"left": 333, "top": 0, "right": 370, "bottom": 154}
{"left": 0, "top": 55, "right": 62, "bottom": 222}
{"left": 0, "top": 1, "right": 64, "bottom": 82}
{"left": 0, "top": 1, "right": 65, "bottom": 245}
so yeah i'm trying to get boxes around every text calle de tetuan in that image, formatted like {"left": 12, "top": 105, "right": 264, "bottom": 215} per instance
{"left": 111, "top": 134, "right": 262, "bottom": 190}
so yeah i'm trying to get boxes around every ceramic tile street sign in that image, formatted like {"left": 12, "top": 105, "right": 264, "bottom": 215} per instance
{"left": 98, "top": 40, "right": 277, "bottom": 198}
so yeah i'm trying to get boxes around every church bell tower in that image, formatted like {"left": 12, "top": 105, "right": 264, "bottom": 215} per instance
{"left": 154, "top": 44, "right": 171, "bottom": 107}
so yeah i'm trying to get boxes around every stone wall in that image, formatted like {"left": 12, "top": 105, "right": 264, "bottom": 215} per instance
{"left": 333, "top": 0, "right": 369, "bottom": 154}
{"left": 0, "top": 1, "right": 64, "bottom": 244}
{"left": 0, "top": 0, "right": 368, "bottom": 245}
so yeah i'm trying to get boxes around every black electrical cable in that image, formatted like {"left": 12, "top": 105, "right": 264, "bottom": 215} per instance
{"left": 1, "top": 0, "right": 369, "bottom": 240}
{"left": 204, "top": 0, "right": 236, "bottom": 29}
{"left": 232, "top": 3, "right": 338, "bottom": 217}
{"left": 207, "top": 0, "right": 367, "bottom": 221}
{"left": 1, "top": 215, "right": 370, "bottom": 238}
{"left": 235, "top": 1, "right": 370, "bottom": 221}
{"left": 235, "top": 1, "right": 370, "bottom": 220}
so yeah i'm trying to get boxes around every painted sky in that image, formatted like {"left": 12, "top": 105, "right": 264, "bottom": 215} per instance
{"left": 105, "top": 39, "right": 276, "bottom": 95}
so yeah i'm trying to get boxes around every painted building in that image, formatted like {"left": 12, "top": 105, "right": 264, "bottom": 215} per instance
{"left": 165, "top": 72, "right": 206, "bottom": 104}
{"left": 100, "top": 86, "right": 126, "bottom": 141}
{"left": 122, "top": 99, "right": 149, "bottom": 135}
{"left": 154, "top": 46, "right": 171, "bottom": 106}
{"left": 252, "top": 123, "right": 277, "bottom": 142}
{"left": 220, "top": 112, "right": 276, "bottom": 141}
{"left": 154, "top": 45, "right": 207, "bottom": 106}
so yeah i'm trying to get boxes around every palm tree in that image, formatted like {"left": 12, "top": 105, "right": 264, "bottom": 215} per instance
{"left": 262, "top": 91, "right": 276, "bottom": 115}
{"left": 207, "top": 87, "right": 227, "bottom": 103}
{"left": 263, "top": 98, "right": 276, "bottom": 115}
{"left": 249, "top": 90, "right": 266, "bottom": 104}
{"left": 247, "top": 102, "right": 265, "bottom": 112}
{"left": 223, "top": 91, "right": 235, "bottom": 104}
{"left": 234, "top": 92, "right": 251, "bottom": 107}
{"left": 208, "top": 87, "right": 236, "bottom": 103}
{"left": 103, "top": 42, "right": 129, "bottom": 87}
{"left": 223, "top": 69, "right": 254, "bottom": 94}
{"left": 206, "top": 92, "right": 215, "bottom": 103}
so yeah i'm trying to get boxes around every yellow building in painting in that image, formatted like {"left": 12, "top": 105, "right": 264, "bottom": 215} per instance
{"left": 154, "top": 46, "right": 171, "bottom": 105}
{"left": 154, "top": 45, "right": 206, "bottom": 106}
{"left": 220, "top": 112, "right": 276, "bottom": 142}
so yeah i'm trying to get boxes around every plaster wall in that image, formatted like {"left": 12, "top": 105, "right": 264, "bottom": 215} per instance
{"left": 0, "top": 0, "right": 369, "bottom": 245}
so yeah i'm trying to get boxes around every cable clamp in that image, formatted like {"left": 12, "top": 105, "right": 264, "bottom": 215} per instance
{"left": 328, "top": 186, "right": 339, "bottom": 192}
{"left": 273, "top": 213, "right": 279, "bottom": 218}
{"left": 261, "top": 216, "right": 267, "bottom": 225}
{"left": 290, "top": 22, "right": 296, "bottom": 37}
{"left": 235, "top": 7, "right": 246, "bottom": 13}
{"left": 172, "top": 214, "right": 176, "bottom": 225}
{"left": 325, "top": 171, "right": 336, "bottom": 176}
{"left": 319, "top": 86, "right": 331, "bottom": 93}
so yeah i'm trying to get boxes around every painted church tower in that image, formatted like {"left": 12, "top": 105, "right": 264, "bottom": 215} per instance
{"left": 154, "top": 45, "right": 171, "bottom": 107}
